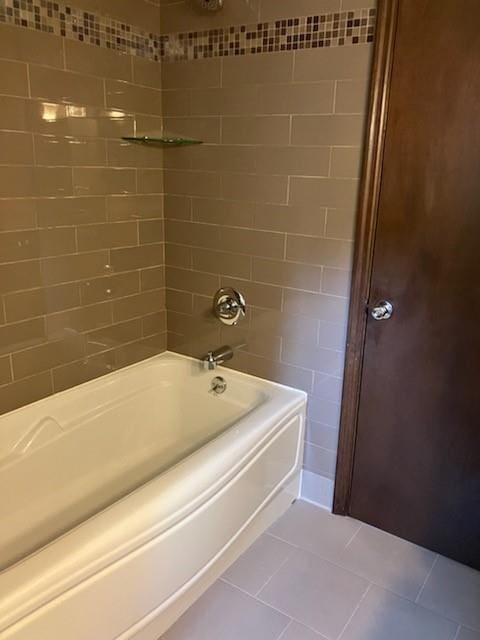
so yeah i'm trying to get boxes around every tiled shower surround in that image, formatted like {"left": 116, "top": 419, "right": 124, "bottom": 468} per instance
{"left": 0, "top": 0, "right": 375, "bottom": 506}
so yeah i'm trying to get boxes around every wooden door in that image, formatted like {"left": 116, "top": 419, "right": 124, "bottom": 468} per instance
{"left": 341, "top": 0, "right": 480, "bottom": 569}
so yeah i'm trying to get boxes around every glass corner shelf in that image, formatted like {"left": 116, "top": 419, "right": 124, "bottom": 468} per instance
{"left": 122, "top": 135, "right": 203, "bottom": 147}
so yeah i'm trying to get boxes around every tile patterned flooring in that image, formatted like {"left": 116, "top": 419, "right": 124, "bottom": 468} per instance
{"left": 162, "top": 500, "right": 480, "bottom": 640}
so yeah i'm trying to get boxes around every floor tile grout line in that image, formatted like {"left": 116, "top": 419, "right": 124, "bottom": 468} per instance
{"left": 253, "top": 548, "right": 296, "bottom": 598}
{"left": 337, "top": 582, "right": 373, "bottom": 640}
{"left": 415, "top": 553, "right": 439, "bottom": 604}
{"left": 452, "top": 623, "right": 462, "bottom": 640}
{"left": 276, "top": 619, "right": 294, "bottom": 640}
{"left": 344, "top": 522, "right": 363, "bottom": 549}
{"left": 217, "top": 578, "right": 294, "bottom": 624}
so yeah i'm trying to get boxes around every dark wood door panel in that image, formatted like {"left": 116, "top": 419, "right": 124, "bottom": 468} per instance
{"left": 349, "top": 0, "right": 480, "bottom": 568}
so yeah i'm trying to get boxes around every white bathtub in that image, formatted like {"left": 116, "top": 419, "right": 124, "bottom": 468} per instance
{"left": 0, "top": 351, "right": 306, "bottom": 639}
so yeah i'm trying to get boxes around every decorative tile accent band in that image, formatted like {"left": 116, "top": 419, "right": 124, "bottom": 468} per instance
{"left": 0, "top": 0, "right": 375, "bottom": 63}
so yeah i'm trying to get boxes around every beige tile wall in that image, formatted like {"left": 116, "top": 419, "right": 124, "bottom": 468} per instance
{"left": 0, "top": 20, "right": 166, "bottom": 414}
{"left": 161, "top": 4, "right": 374, "bottom": 483}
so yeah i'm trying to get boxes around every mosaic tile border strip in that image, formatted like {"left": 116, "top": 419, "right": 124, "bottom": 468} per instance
{"left": 0, "top": 0, "right": 375, "bottom": 63}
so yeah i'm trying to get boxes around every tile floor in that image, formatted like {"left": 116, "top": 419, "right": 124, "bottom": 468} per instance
{"left": 162, "top": 500, "right": 480, "bottom": 640}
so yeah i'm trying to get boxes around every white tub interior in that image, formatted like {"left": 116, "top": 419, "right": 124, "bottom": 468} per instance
{"left": 0, "top": 356, "right": 268, "bottom": 572}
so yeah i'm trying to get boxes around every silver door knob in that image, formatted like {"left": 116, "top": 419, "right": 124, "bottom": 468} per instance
{"left": 371, "top": 300, "right": 394, "bottom": 321}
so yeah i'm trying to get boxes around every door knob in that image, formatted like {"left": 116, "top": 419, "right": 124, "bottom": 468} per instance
{"left": 371, "top": 300, "right": 394, "bottom": 321}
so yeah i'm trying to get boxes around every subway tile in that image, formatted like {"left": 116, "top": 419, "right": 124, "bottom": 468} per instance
{"left": 189, "top": 86, "right": 258, "bottom": 117}
{"left": 106, "top": 140, "right": 164, "bottom": 169}
{"left": 283, "top": 289, "right": 349, "bottom": 324}
{"left": 163, "top": 117, "right": 221, "bottom": 144}
{"left": 222, "top": 116, "right": 290, "bottom": 146}
{"left": 322, "top": 267, "right": 351, "bottom": 296}
{"left": 80, "top": 272, "right": 140, "bottom": 305}
{"left": 228, "top": 351, "right": 313, "bottom": 394}
{"left": 12, "top": 336, "right": 85, "bottom": 380}
{"left": 250, "top": 307, "right": 318, "bottom": 344}
{"left": 330, "top": 147, "right": 363, "bottom": 178}
{"left": 192, "top": 198, "right": 254, "bottom": 227}
{"left": 139, "top": 220, "right": 164, "bottom": 244}
{"left": 105, "top": 79, "right": 163, "bottom": 115}
{"left": 132, "top": 57, "right": 163, "bottom": 89}
{"left": 137, "top": 169, "right": 165, "bottom": 194}
{"left": 0, "top": 167, "right": 72, "bottom": 198}
{"left": 64, "top": 39, "right": 132, "bottom": 81}
{"left": 113, "top": 290, "right": 165, "bottom": 322}
{"left": 219, "top": 227, "right": 284, "bottom": 259}
{"left": 306, "top": 420, "right": 340, "bottom": 450}
{"left": 292, "top": 114, "right": 366, "bottom": 146}
{"left": 0, "top": 24, "right": 63, "bottom": 67}
{"left": 258, "top": 82, "right": 335, "bottom": 115}
{"left": 142, "top": 311, "right": 167, "bottom": 338}
{"left": 318, "top": 320, "right": 347, "bottom": 350}
{"left": 286, "top": 235, "right": 353, "bottom": 269}
{"left": 290, "top": 176, "right": 359, "bottom": 210}
{"left": 0, "top": 59, "right": 29, "bottom": 97}
{"left": 166, "top": 220, "right": 220, "bottom": 250}
{"left": 222, "top": 52, "right": 294, "bottom": 86}
{"left": 140, "top": 266, "right": 165, "bottom": 291}
{"left": 0, "top": 199, "right": 37, "bottom": 231}
{"left": 304, "top": 442, "right": 337, "bottom": 476}
{"left": 336, "top": 78, "right": 371, "bottom": 114}
{"left": 106, "top": 194, "right": 163, "bottom": 221}
{"left": 46, "top": 302, "right": 112, "bottom": 335}
{"left": 253, "top": 204, "right": 326, "bottom": 236}
{"left": 325, "top": 207, "right": 357, "bottom": 240}
{"left": 0, "top": 260, "right": 42, "bottom": 294}
{"left": 110, "top": 243, "right": 164, "bottom": 272}
{"left": 34, "top": 135, "right": 107, "bottom": 167}
{"left": 308, "top": 395, "right": 342, "bottom": 427}
{"left": 282, "top": 338, "right": 345, "bottom": 375}
{"left": 0, "top": 357, "right": 12, "bottom": 386}
{"left": 252, "top": 258, "right": 321, "bottom": 291}
{"left": 192, "top": 248, "right": 251, "bottom": 280}
{"left": 166, "top": 289, "right": 193, "bottom": 314}
{"left": 313, "top": 372, "right": 344, "bottom": 403}
{"left": 36, "top": 197, "right": 107, "bottom": 227}
{"left": 161, "top": 59, "right": 221, "bottom": 89}
{"left": 0, "top": 228, "right": 76, "bottom": 263}
{"left": 41, "top": 251, "right": 110, "bottom": 285}
{"left": 255, "top": 146, "right": 330, "bottom": 177}
{"left": 165, "top": 243, "right": 192, "bottom": 269}
{"left": 0, "top": 132, "right": 34, "bottom": 165}
{"left": 294, "top": 44, "right": 373, "bottom": 82}
{"left": 221, "top": 173, "right": 288, "bottom": 205}
{"left": 166, "top": 266, "right": 219, "bottom": 296}
{"left": 162, "top": 89, "right": 191, "bottom": 117}
{"left": 73, "top": 168, "right": 136, "bottom": 196}
{"left": 221, "top": 277, "right": 282, "bottom": 310}
{"left": 77, "top": 222, "right": 138, "bottom": 251}
{"left": 163, "top": 195, "right": 191, "bottom": 221}
{"left": 163, "top": 170, "right": 220, "bottom": 198}
{"left": 0, "top": 317, "right": 45, "bottom": 356}
{"left": 86, "top": 319, "right": 143, "bottom": 354}
{"left": 0, "top": 372, "right": 53, "bottom": 414}
{"left": 29, "top": 65, "right": 105, "bottom": 107}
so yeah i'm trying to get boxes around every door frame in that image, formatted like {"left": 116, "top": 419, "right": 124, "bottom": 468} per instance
{"left": 333, "top": 0, "right": 400, "bottom": 515}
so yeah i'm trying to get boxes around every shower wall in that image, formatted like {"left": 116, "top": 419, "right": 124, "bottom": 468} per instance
{"left": 160, "top": 0, "right": 375, "bottom": 505}
{"left": 0, "top": 0, "right": 166, "bottom": 414}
